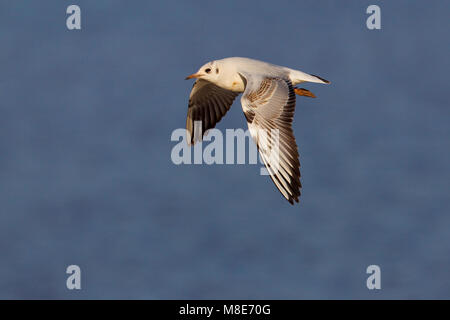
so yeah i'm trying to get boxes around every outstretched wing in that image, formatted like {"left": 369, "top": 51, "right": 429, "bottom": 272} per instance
{"left": 240, "top": 74, "right": 301, "bottom": 204}
{"left": 186, "top": 79, "right": 239, "bottom": 145}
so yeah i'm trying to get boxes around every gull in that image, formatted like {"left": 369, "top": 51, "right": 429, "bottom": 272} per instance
{"left": 185, "top": 57, "right": 329, "bottom": 204}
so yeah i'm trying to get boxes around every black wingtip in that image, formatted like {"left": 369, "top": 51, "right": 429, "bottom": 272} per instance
{"left": 287, "top": 196, "right": 300, "bottom": 205}
{"left": 287, "top": 195, "right": 300, "bottom": 205}
{"left": 312, "top": 74, "right": 331, "bottom": 84}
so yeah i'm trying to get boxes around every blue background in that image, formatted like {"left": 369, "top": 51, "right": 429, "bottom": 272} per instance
{"left": 0, "top": 1, "right": 449, "bottom": 299}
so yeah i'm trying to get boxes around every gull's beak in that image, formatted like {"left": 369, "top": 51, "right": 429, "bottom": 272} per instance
{"left": 185, "top": 73, "right": 201, "bottom": 80}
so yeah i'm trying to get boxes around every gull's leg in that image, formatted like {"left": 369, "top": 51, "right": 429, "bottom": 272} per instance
{"left": 294, "top": 88, "right": 316, "bottom": 98}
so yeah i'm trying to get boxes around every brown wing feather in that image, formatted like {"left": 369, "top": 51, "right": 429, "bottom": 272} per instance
{"left": 186, "top": 79, "right": 239, "bottom": 145}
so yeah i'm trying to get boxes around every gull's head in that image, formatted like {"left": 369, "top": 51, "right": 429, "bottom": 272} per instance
{"left": 185, "top": 60, "right": 221, "bottom": 82}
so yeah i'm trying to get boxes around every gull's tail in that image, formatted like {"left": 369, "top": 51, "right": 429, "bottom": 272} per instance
{"left": 289, "top": 69, "right": 330, "bottom": 85}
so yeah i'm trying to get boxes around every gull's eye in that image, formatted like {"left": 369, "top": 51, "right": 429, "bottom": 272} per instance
{"left": 205, "top": 68, "right": 211, "bottom": 74}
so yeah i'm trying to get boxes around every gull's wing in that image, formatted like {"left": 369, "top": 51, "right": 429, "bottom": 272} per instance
{"left": 240, "top": 74, "right": 301, "bottom": 204}
{"left": 186, "top": 79, "right": 239, "bottom": 145}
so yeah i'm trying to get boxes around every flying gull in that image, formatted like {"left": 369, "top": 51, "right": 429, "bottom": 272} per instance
{"left": 185, "top": 57, "right": 329, "bottom": 204}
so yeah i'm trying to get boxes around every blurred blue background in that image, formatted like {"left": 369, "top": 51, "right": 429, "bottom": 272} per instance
{"left": 0, "top": 0, "right": 449, "bottom": 299}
